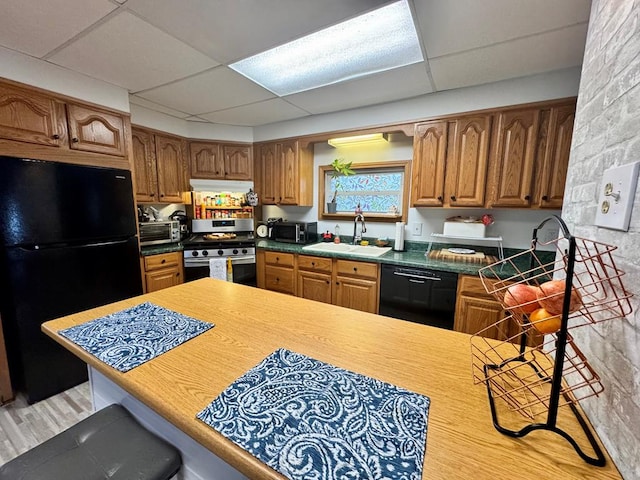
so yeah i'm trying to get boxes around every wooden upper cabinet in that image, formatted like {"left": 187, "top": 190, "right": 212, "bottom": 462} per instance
{"left": 534, "top": 103, "right": 575, "bottom": 209}
{"left": 66, "top": 103, "right": 126, "bottom": 156}
{"left": 445, "top": 115, "right": 492, "bottom": 207}
{"left": 259, "top": 143, "right": 278, "bottom": 204}
{"left": 280, "top": 140, "right": 301, "bottom": 205}
{"left": 189, "top": 141, "right": 252, "bottom": 180}
{"left": 259, "top": 140, "right": 313, "bottom": 206}
{"left": 155, "top": 135, "right": 187, "bottom": 203}
{"left": 487, "top": 108, "right": 540, "bottom": 207}
{"left": 411, "top": 120, "right": 448, "bottom": 206}
{"left": 132, "top": 128, "right": 158, "bottom": 202}
{"left": 223, "top": 144, "right": 252, "bottom": 180}
{"left": 0, "top": 82, "right": 64, "bottom": 147}
{"left": 190, "top": 141, "right": 223, "bottom": 179}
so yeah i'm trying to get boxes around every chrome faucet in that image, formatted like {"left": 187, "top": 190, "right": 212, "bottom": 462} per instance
{"left": 353, "top": 214, "right": 366, "bottom": 244}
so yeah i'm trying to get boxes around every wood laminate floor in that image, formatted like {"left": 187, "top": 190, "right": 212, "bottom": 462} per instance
{"left": 0, "top": 382, "right": 93, "bottom": 465}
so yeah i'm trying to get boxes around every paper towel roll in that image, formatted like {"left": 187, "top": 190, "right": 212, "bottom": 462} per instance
{"left": 393, "top": 222, "right": 405, "bottom": 251}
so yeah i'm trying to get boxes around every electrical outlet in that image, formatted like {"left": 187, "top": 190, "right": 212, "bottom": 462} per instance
{"left": 411, "top": 222, "right": 423, "bottom": 236}
{"left": 594, "top": 162, "right": 640, "bottom": 231}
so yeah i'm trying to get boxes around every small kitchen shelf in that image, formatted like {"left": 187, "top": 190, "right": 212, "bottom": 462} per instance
{"left": 470, "top": 215, "right": 633, "bottom": 467}
{"left": 428, "top": 233, "right": 504, "bottom": 260}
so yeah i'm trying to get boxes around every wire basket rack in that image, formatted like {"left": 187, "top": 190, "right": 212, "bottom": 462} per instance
{"left": 470, "top": 216, "right": 633, "bottom": 466}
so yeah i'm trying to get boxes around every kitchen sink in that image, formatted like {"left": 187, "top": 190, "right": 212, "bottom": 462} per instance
{"left": 302, "top": 242, "right": 392, "bottom": 257}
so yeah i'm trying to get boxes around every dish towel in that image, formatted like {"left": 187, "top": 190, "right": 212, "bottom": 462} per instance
{"left": 197, "top": 348, "right": 430, "bottom": 480}
{"left": 59, "top": 302, "right": 213, "bottom": 372}
{"left": 209, "top": 257, "right": 227, "bottom": 281}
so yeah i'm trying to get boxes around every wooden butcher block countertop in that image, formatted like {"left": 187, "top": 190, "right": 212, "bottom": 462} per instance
{"left": 42, "top": 279, "right": 621, "bottom": 480}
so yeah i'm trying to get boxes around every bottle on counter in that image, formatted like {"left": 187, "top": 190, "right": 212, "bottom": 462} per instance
{"left": 226, "top": 257, "right": 233, "bottom": 282}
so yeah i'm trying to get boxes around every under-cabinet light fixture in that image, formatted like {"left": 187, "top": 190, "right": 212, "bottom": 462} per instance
{"left": 328, "top": 133, "right": 389, "bottom": 148}
{"left": 229, "top": 0, "right": 422, "bottom": 96}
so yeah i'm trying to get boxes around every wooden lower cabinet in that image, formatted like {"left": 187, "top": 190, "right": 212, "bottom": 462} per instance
{"left": 0, "top": 318, "right": 14, "bottom": 404}
{"left": 297, "top": 255, "right": 332, "bottom": 303}
{"left": 454, "top": 275, "right": 507, "bottom": 338}
{"left": 333, "top": 260, "right": 379, "bottom": 313}
{"left": 263, "top": 251, "right": 296, "bottom": 295}
{"left": 258, "top": 252, "right": 380, "bottom": 314}
{"left": 143, "top": 251, "right": 184, "bottom": 293}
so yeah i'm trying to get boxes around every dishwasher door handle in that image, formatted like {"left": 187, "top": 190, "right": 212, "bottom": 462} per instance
{"left": 393, "top": 271, "right": 441, "bottom": 281}
{"left": 409, "top": 278, "right": 425, "bottom": 284}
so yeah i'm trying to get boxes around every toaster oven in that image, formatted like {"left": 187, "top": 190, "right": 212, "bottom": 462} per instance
{"left": 139, "top": 221, "right": 180, "bottom": 246}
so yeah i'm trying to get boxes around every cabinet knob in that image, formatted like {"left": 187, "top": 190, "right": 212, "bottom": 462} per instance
{"left": 72, "top": 137, "right": 79, "bottom": 143}
{"left": 176, "top": 272, "right": 180, "bottom": 277}
{"left": 161, "top": 259, "right": 166, "bottom": 264}
{"left": 450, "top": 195, "right": 457, "bottom": 201}
{"left": 150, "top": 193, "right": 155, "bottom": 197}
{"left": 276, "top": 257, "right": 279, "bottom": 262}
{"left": 542, "top": 195, "right": 549, "bottom": 201}
{"left": 311, "top": 262, "right": 315, "bottom": 266}
{"left": 160, "top": 194, "right": 165, "bottom": 197}
{"left": 52, "top": 134, "right": 60, "bottom": 140}
{"left": 336, "top": 281, "right": 340, "bottom": 285}
{"left": 326, "top": 280, "right": 330, "bottom": 284}
{"left": 275, "top": 277, "right": 280, "bottom": 282}
{"left": 525, "top": 195, "right": 531, "bottom": 201}
{"left": 353, "top": 267, "right": 357, "bottom": 272}
{"left": 437, "top": 196, "right": 443, "bottom": 202}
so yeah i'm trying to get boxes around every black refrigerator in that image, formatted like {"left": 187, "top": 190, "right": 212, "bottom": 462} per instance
{"left": 0, "top": 156, "right": 143, "bottom": 403}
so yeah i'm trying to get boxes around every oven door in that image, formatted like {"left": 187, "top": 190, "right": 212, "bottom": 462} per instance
{"left": 184, "top": 255, "right": 256, "bottom": 286}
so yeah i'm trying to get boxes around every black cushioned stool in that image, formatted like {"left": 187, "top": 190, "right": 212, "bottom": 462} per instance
{"left": 0, "top": 404, "right": 181, "bottom": 480}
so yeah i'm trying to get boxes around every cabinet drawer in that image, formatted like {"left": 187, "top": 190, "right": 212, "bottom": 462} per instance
{"left": 297, "top": 255, "right": 332, "bottom": 273}
{"left": 458, "top": 274, "right": 505, "bottom": 300}
{"left": 335, "top": 260, "right": 378, "bottom": 279}
{"left": 264, "top": 251, "right": 295, "bottom": 267}
{"left": 144, "top": 252, "right": 181, "bottom": 271}
{"left": 265, "top": 265, "right": 295, "bottom": 294}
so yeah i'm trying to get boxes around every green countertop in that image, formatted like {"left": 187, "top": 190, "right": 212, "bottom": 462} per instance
{"left": 140, "top": 242, "right": 184, "bottom": 256}
{"left": 256, "top": 239, "right": 551, "bottom": 280}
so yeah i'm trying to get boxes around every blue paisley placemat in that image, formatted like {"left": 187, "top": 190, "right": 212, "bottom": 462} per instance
{"left": 59, "top": 302, "right": 213, "bottom": 372}
{"left": 197, "top": 348, "right": 430, "bottom": 480}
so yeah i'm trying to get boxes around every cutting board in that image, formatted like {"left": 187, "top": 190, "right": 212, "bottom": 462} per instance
{"left": 428, "top": 249, "right": 498, "bottom": 264}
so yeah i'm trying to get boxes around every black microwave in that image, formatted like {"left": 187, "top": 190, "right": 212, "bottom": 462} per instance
{"left": 270, "top": 221, "right": 317, "bottom": 244}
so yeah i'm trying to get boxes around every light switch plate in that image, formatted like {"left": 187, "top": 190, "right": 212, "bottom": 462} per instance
{"left": 411, "top": 222, "right": 422, "bottom": 236}
{"left": 594, "top": 161, "right": 640, "bottom": 231}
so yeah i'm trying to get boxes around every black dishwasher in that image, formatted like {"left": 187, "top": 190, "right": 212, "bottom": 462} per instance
{"left": 379, "top": 264, "right": 458, "bottom": 329}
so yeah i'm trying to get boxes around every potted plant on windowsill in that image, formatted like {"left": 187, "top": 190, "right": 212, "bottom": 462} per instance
{"left": 327, "top": 158, "right": 355, "bottom": 214}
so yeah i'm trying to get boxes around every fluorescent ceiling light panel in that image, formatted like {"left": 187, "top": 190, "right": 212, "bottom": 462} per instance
{"left": 328, "top": 133, "right": 389, "bottom": 147}
{"left": 230, "top": 0, "right": 423, "bottom": 96}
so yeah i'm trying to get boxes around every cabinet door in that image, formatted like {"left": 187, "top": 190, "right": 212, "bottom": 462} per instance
{"left": 260, "top": 143, "right": 279, "bottom": 204}
{"left": 445, "top": 115, "right": 491, "bottom": 207}
{"left": 223, "top": 144, "right": 253, "bottom": 180}
{"left": 264, "top": 265, "right": 296, "bottom": 294}
{"left": 279, "top": 140, "right": 300, "bottom": 205}
{"left": 488, "top": 109, "right": 539, "bottom": 207}
{"left": 145, "top": 267, "right": 182, "bottom": 293}
{"left": 454, "top": 295, "right": 505, "bottom": 338}
{"left": 66, "top": 104, "right": 126, "bottom": 156}
{"left": 190, "top": 141, "right": 223, "bottom": 179}
{"left": 334, "top": 276, "right": 378, "bottom": 313}
{"left": 411, "top": 121, "right": 448, "bottom": 206}
{"left": 155, "top": 135, "right": 186, "bottom": 203}
{"left": 298, "top": 270, "right": 333, "bottom": 304}
{"left": 0, "top": 83, "right": 63, "bottom": 147}
{"left": 535, "top": 104, "right": 575, "bottom": 209}
{"left": 132, "top": 128, "right": 158, "bottom": 202}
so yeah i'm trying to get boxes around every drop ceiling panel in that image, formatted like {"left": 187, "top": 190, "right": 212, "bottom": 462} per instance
{"left": 285, "top": 63, "right": 433, "bottom": 114}
{"left": 198, "top": 99, "right": 310, "bottom": 126}
{"left": 430, "top": 24, "right": 588, "bottom": 91}
{"left": 125, "top": 0, "right": 393, "bottom": 63}
{"left": 48, "top": 11, "right": 218, "bottom": 92}
{"left": 0, "top": 0, "right": 117, "bottom": 58}
{"left": 417, "top": 0, "right": 591, "bottom": 58}
{"left": 129, "top": 95, "right": 192, "bottom": 118}
{"left": 137, "top": 67, "right": 276, "bottom": 115}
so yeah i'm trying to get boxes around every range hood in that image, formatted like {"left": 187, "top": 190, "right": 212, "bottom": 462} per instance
{"left": 190, "top": 179, "right": 254, "bottom": 192}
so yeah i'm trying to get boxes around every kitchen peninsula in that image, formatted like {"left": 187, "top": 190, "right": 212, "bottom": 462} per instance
{"left": 42, "top": 279, "right": 620, "bottom": 480}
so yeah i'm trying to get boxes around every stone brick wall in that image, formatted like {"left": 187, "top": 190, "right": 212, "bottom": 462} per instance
{"left": 561, "top": 1, "right": 640, "bottom": 478}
